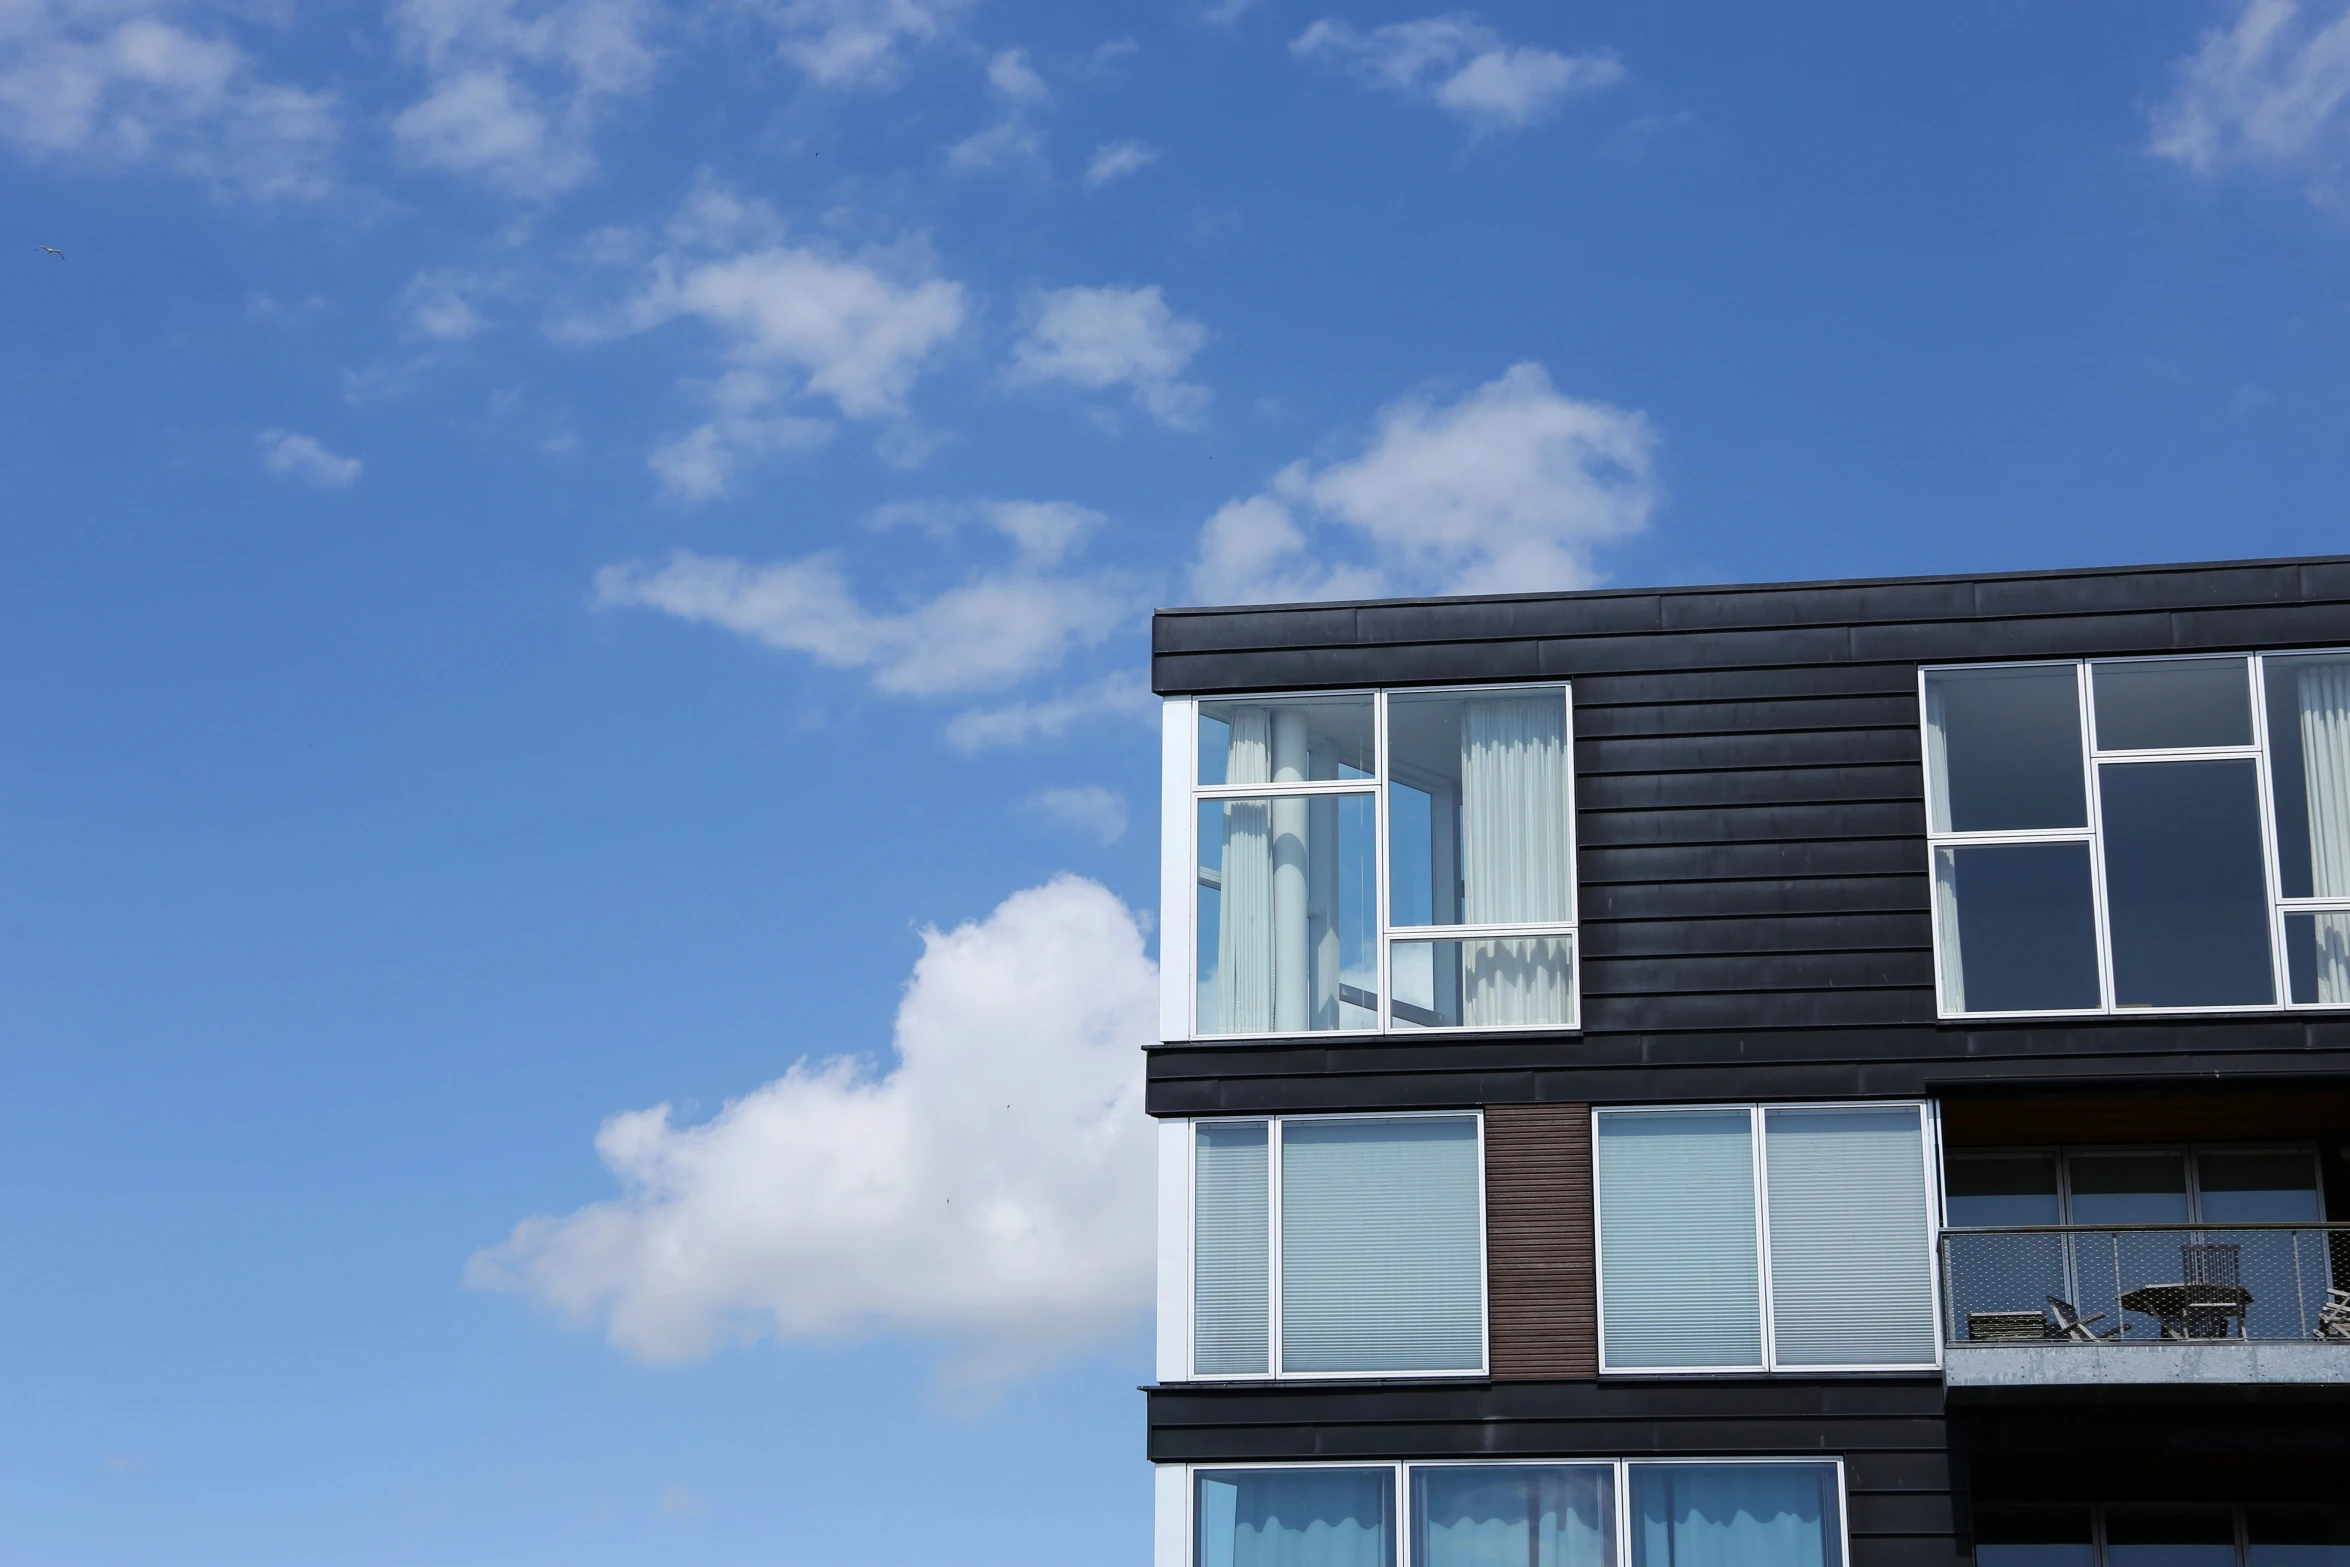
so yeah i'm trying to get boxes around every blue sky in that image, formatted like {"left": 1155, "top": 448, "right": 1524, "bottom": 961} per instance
{"left": 4, "top": 0, "right": 2350, "bottom": 1560}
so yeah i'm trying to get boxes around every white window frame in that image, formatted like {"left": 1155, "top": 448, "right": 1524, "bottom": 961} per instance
{"left": 1591, "top": 1101, "right": 1944, "bottom": 1376}
{"left": 1163, "top": 685, "right": 1582, "bottom": 1042}
{"left": 1157, "top": 1456, "right": 1853, "bottom": 1567}
{"left": 1921, "top": 649, "right": 2350, "bottom": 1020}
{"left": 1169, "top": 1110, "right": 1489, "bottom": 1383}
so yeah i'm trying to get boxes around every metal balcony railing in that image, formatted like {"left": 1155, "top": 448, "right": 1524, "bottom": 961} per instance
{"left": 1939, "top": 1224, "right": 2350, "bottom": 1346}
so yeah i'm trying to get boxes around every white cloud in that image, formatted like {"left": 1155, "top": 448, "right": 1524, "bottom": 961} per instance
{"left": 0, "top": 6, "right": 338, "bottom": 197}
{"left": 872, "top": 498, "right": 1105, "bottom": 566}
{"left": 760, "top": 0, "right": 960, "bottom": 89}
{"left": 397, "top": 268, "right": 492, "bottom": 341}
{"left": 257, "top": 428, "right": 362, "bottom": 488}
{"left": 1083, "top": 138, "right": 1158, "bottom": 187}
{"left": 1292, "top": 13, "right": 1624, "bottom": 133}
{"left": 942, "top": 672, "right": 1156, "bottom": 751}
{"left": 1026, "top": 786, "right": 1128, "bottom": 845}
{"left": 1188, "top": 362, "right": 1659, "bottom": 604}
{"left": 1007, "top": 284, "right": 1210, "bottom": 430}
{"left": 948, "top": 47, "right": 1049, "bottom": 172}
{"left": 593, "top": 548, "right": 1135, "bottom": 697}
{"left": 986, "top": 46, "right": 1048, "bottom": 105}
{"left": 390, "top": 0, "right": 659, "bottom": 195}
{"left": 647, "top": 370, "right": 833, "bottom": 502}
{"left": 468, "top": 875, "right": 1156, "bottom": 1384}
{"left": 2149, "top": 0, "right": 2350, "bottom": 204}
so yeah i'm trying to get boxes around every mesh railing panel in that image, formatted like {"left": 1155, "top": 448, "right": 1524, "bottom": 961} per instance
{"left": 1940, "top": 1225, "right": 2350, "bottom": 1345}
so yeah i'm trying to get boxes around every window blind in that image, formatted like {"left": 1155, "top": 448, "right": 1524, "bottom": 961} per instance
{"left": 1280, "top": 1117, "right": 1483, "bottom": 1373}
{"left": 1597, "top": 1111, "right": 1762, "bottom": 1369}
{"left": 1194, "top": 1121, "right": 1270, "bottom": 1375}
{"left": 1762, "top": 1107, "right": 1936, "bottom": 1367}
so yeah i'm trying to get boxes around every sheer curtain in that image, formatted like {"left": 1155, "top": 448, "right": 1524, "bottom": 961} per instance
{"left": 1217, "top": 708, "right": 1274, "bottom": 1032}
{"left": 1416, "top": 1466, "right": 1614, "bottom": 1567}
{"left": 1630, "top": 1466, "right": 1838, "bottom": 1567}
{"left": 1459, "top": 695, "right": 1572, "bottom": 1024}
{"left": 2299, "top": 661, "right": 2350, "bottom": 1002}
{"left": 1198, "top": 1469, "right": 1394, "bottom": 1567}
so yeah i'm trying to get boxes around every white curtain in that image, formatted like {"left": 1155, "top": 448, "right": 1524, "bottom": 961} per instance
{"left": 2300, "top": 661, "right": 2350, "bottom": 1003}
{"left": 1932, "top": 849, "right": 1966, "bottom": 1013}
{"left": 1216, "top": 707, "right": 1274, "bottom": 1032}
{"left": 1459, "top": 695, "right": 1571, "bottom": 1024}
{"left": 1923, "top": 675, "right": 1954, "bottom": 835}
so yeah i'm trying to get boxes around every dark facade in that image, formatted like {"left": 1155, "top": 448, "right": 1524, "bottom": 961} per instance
{"left": 1147, "top": 556, "right": 2350, "bottom": 1567}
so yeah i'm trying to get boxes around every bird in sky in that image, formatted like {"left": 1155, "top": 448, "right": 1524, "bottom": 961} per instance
{"left": 40, "top": 246, "right": 63, "bottom": 258}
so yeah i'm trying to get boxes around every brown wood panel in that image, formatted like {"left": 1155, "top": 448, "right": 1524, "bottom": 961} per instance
{"left": 1483, "top": 1103, "right": 1596, "bottom": 1379}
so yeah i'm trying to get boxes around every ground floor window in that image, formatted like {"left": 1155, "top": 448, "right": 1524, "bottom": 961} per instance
{"left": 1182, "top": 1460, "right": 1843, "bottom": 1567}
{"left": 1977, "top": 1506, "right": 2350, "bottom": 1567}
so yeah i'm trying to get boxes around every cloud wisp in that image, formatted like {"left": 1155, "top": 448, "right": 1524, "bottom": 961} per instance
{"left": 942, "top": 673, "right": 1157, "bottom": 752}
{"left": 1007, "top": 285, "right": 1209, "bottom": 430}
{"left": 2149, "top": 0, "right": 2350, "bottom": 205}
{"left": 1189, "top": 362, "right": 1659, "bottom": 604}
{"left": 468, "top": 875, "right": 1157, "bottom": 1387}
{"left": 1083, "top": 138, "right": 1158, "bottom": 187}
{"left": 1026, "top": 786, "right": 1129, "bottom": 845}
{"left": 257, "top": 428, "right": 362, "bottom": 488}
{"left": 1292, "top": 13, "right": 1624, "bottom": 134}
{"left": 759, "top": 0, "right": 962, "bottom": 89}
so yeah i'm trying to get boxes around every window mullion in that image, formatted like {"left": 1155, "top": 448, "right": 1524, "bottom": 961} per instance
{"left": 1267, "top": 1118, "right": 1283, "bottom": 1377}
{"left": 1375, "top": 688, "right": 1390, "bottom": 1035}
{"left": 2080, "top": 660, "right": 2119, "bottom": 1014}
{"left": 1753, "top": 1105, "right": 1776, "bottom": 1372}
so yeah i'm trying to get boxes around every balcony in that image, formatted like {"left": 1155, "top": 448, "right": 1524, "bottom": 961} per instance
{"left": 1939, "top": 1224, "right": 2350, "bottom": 1389}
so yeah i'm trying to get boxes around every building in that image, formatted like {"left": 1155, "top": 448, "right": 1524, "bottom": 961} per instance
{"left": 1144, "top": 556, "right": 2350, "bottom": 1567}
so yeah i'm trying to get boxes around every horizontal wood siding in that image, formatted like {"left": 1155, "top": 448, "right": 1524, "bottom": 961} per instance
{"left": 1483, "top": 1104, "right": 1595, "bottom": 1379}
{"left": 1148, "top": 556, "right": 2350, "bottom": 1115}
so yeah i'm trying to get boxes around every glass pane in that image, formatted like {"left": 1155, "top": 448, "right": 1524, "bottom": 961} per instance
{"left": 1197, "top": 1468, "right": 1395, "bottom": 1567}
{"left": 2265, "top": 653, "right": 2350, "bottom": 899}
{"left": 1975, "top": 1508, "right": 2096, "bottom": 1567}
{"left": 1598, "top": 1111, "right": 1762, "bottom": 1369}
{"left": 1413, "top": 1466, "right": 1616, "bottom": 1567}
{"left": 1946, "top": 1154, "right": 2062, "bottom": 1227}
{"left": 1196, "top": 794, "right": 1377, "bottom": 1034}
{"left": 1199, "top": 696, "right": 1374, "bottom": 786}
{"left": 2101, "top": 759, "right": 2276, "bottom": 1008}
{"left": 1935, "top": 843, "right": 2102, "bottom": 1013}
{"left": 1763, "top": 1107, "right": 1936, "bottom": 1367}
{"left": 1280, "top": 1117, "right": 1483, "bottom": 1373}
{"left": 2068, "top": 1153, "right": 2190, "bottom": 1224}
{"left": 1387, "top": 687, "right": 1572, "bottom": 926}
{"left": 2251, "top": 1508, "right": 2350, "bottom": 1567}
{"left": 2093, "top": 658, "right": 2254, "bottom": 750}
{"left": 1193, "top": 1123, "right": 1269, "bottom": 1375}
{"left": 2283, "top": 912, "right": 2350, "bottom": 1005}
{"left": 1924, "top": 666, "right": 2086, "bottom": 833}
{"left": 2066, "top": 1153, "right": 2189, "bottom": 1340}
{"left": 1628, "top": 1464, "right": 1841, "bottom": 1567}
{"left": 2197, "top": 1150, "right": 2323, "bottom": 1222}
{"left": 1390, "top": 937, "right": 1573, "bottom": 1029}
{"left": 2105, "top": 1509, "right": 2238, "bottom": 1567}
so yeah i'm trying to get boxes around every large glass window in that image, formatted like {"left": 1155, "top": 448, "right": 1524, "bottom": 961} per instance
{"left": 1185, "top": 1462, "right": 1840, "bottom": 1567}
{"left": 1924, "top": 651, "right": 2350, "bottom": 1017}
{"left": 1187, "top": 1115, "right": 1485, "bottom": 1379}
{"left": 1190, "top": 686, "right": 1577, "bottom": 1036}
{"left": 1977, "top": 1507, "right": 2350, "bottom": 1567}
{"left": 1594, "top": 1104, "right": 1937, "bottom": 1373}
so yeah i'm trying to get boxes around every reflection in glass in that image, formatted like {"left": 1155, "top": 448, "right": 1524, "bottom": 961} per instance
{"left": 1196, "top": 1468, "right": 1394, "bottom": 1567}
{"left": 1197, "top": 794, "right": 1376, "bottom": 1033}
{"left": 2100, "top": 760, "right": 2276, "bottom": 1008}
{"left": 1934, "top": 843, "right": 2102, "bottom": 1012}
{"left": 2197, "top": 1151, "right": 2323, "bottom": 1222}
{"left": 2069, "top": 1153, "right": 2190, "bottom": 1224}
{"left": 1946, "top": 1154, "right": 2063, "bottom": 1227}
{"left": 2093, "top": 658, "right": 2253, "bottom": 751}
{"left": 1199, "top": 696, "right": 1375, "bottom": 786}
{"left": 1387, "top": 687, "right": 1572, "bottom": 927}
{"left": 1413, "top": 1466, "right": 1615, "bottom": 1567}
{"left": 1974, "top": 1509, "right": 2096, "bottom": 1567}
{"left": 1390, "top": 937, "right": 1573, "bottom": 1029}
{"left": 1924, "top": 666, "right": 2087, "bottom": 833}
{"left": 2250, "top": 1508, "right": 2350, "bottom": 1567}
{"left": 1628, "top": 1464, "right": 1841, "bottom": 1567}
{"left": 2286, "top": 913, "right": 2350, "bottom": 1005}
{"left": 2105, "top": 1509, "right": 2238, "bottom": 1567}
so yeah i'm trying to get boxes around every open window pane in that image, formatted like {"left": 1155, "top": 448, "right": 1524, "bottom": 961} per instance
{"left": 1280, "top": 1118, "right": 1483, "bottom": 1373}
{"left": 2093, "top": 657, "right": 2253, "bottom": 751}
{"left": 1924, "top": 666, "right": 2086, "bottom": 833}
{"left": 1390, "top": 936, "right": 1573, "bottom": 1030}
{"left": 1763, "top": 1107, "right": 1936, "bottom": 1367}
{"left": 1934, "top": 843, "right": 2102, "bottom": 1013}
{"left": 2100, "top": 759, "right": 2275, "bottom": 1008}
{"left": 1598, "top": 1111, "right": 1762, "bottom": 1369}
{"left": 1413, "top": 1466, "right": 1616, "bottom": 1567}
{"left": 1974, "top": 1509, "right": 2096, "bottom": 1567}
{"left": 1199, "top": 696, "right": 1375, "bottom": 786}
{"left": 1628, "top": 1464, "right": 1842, "bottom": 1567}
{"left": 1387, "top": 688, "right": 1572, "bottom": 927}
{"left": 2266, "top": 653, "right": 2350, "bottom": 901}
{"left": 1196, "top": 795, "right": 1377, "bottom": 1033}
{"left": 1193, "top": 1123, "right": 1269, "bottom": 1376}
{"left": 1196, "top": 1468, "right": 1395, "bottom": 1567}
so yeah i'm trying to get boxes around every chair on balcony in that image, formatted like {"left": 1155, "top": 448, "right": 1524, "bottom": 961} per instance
{"left": 2046, "top": 1297, "right": 2118, "bottom": 1342}
{"left": 1965, "top": 1310, "right": 2049, "bottom": 1342}
{"left": 2181, "top": 1243, "right": 2248, "bottom": 1339}
{"left": 2317, "top": 1288, "right": 2350, "bottom": 1341}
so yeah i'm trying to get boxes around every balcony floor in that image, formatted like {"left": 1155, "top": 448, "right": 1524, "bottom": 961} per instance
{"left": 1945, "top": 1340, "right": 2350, "bottom": 1390}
